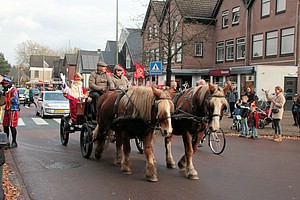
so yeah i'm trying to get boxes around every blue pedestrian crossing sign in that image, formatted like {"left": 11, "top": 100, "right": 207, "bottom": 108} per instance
{"left": 150, "top": 62, "right": 162, "bottom": 75}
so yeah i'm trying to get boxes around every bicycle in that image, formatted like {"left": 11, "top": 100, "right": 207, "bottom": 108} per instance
{"left": 196, "top": 128, "right": 226, "bottom": 155}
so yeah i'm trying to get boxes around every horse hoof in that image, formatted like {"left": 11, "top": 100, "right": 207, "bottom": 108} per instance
{"left": 146, "top": 176, "right": 158, "bottom": 182}
{"left": 95, "top": 152, "right": 102, "bottom": 160}
{"left": 113, "top": 161, "right": 121, "bottom": 167}
{"left": 167, "top": 162, "right": 176, "bottom": 169}
{"left": 187, "top": 174, "right": 199, "bottom": 180}
{"left": 121, "top": 170, "right": 132, "bottom": 175}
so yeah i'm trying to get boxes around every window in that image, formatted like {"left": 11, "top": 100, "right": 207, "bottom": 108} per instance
{"left": 226, "top": 40, "right": 234, "bottom": 61}
{"left": 34, "top": 71, "right": 39, "bottom": 78}
{"left": 148, "top": 27, "right": 152, "bottom": 40}
{"left": 276, "top": 0, "right": 286, "bottom": 13}
{"left": 222, "top": 11, "right": 229, "bottom": 28}
{"left": 281, "top": 27, "right": 295, "bottom": 55}
{"left": 252, "top": 34, "right": 263, "bottom": 58}
{"left": 216, "top": 42, "right": 224, "bottom": 62}
{"left": 176, "top": 43, "right": 182, "bottom": 63}
{"left": 145, "top": 50, "right": 149, "bottom": 66}
{"left": 262, "top": 0, "right": 270, "bottom": 17}
{"left": 236, "top": 38, "right": 245, "bottom": 60}
{"left": 232, "top": 7, "right": 240, "bottom": 25}
{"left": 194, "top": 43, "right": 203, "bottom": 57}
{"left": 171, "top": 45, "right": 175, "bottom": 63}
{"left": 163, "top": 47, "right": 168, "bottom": 64}
{"left": 155, "top": 48, "right": 160, "bottom": 61}
{"left": 126, "top": 53, "right": 131, "bottom": 69}
{"left": 173, "top": 18, "right": 178, "bottom": 32}
{"left": 150, "top": 49, "right": 155, "bottom": 61}
{"left": 153, "top": 24, "right": 158, "bottom": 38}
{"left": 266, "top": 31, "right": 278, "bottom": 56}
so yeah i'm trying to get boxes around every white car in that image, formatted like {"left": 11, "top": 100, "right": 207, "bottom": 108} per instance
{"left": 35, "top": 91, "right": 70, "bottom": 118}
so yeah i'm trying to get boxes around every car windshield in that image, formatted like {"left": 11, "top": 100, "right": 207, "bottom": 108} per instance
{"left": 44, "top": 93, "right": 66, "bottom": 101}
{"left": 18, "top": 88, "right": 26, "bottom": 94}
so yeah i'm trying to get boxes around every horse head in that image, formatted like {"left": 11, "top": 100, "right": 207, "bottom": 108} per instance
{"left": 151, "top": 86, "right": 174, "bottom": 137}
{"left": 205, "top": 83, "right": 228, "bottom": 132}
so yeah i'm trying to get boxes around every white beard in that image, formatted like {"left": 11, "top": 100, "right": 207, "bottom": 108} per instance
{"left": 70, "top": 81, "right": 84, "bottom": 98}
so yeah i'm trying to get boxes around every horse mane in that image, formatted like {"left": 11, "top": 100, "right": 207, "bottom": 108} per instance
{"left": 120, "top": 86, "right": 156, "bottom": 121}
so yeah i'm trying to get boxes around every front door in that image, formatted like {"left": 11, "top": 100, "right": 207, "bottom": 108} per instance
{"left": 284, "top": 77, "right": 297, "bottom": 111}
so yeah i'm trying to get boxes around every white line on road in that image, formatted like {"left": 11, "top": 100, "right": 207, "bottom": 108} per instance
{"left": 32, "top": 118, "right": 48, "bottom": 125}
{"left": 18, "top": 118, "right": 25, "bottom": 126}
{"left": 53, "top": 119, "right": 61, "bottom": 123}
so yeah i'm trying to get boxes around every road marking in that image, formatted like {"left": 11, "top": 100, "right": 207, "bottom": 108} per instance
{"left": 53, "top": 119, "right": 61, "bottom": 123}
{"left": 32, "top": 117, "right": 48, "bottom": 125}
{"left": 18, "top": 118, "right": 25, "bottom": 126}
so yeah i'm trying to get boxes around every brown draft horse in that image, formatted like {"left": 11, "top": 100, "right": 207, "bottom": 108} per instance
{"left": 92, "top": 86, "right": 174, "bottom": 182}
{"left": 165, "top": 83, "right": 229, "bottom": 180}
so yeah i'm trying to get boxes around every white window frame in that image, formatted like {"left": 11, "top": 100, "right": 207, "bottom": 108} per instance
{"left": 176, "top": 43, "right": 182, "bottom": 63}
{"left": 226, "top": 40, "right": 234, "bottom": 61}
{"left": 148, "top": 26, "right": 152, "bottom": 40}
{"left": 222, "top": 11, "right": 229, "bottom": 28}
{"left": 171, "top": 45, "right": 175, "bottom": 63}
{"left": 173, "top": 18, "right": 178, "bottom": 32}
{"left": 252, "top": 34, "right": 263, "bottom": 58}
{"left": 155, "top": 48, "right": 160, "bottom": 61}
{"left": 281, "top": 27, "right": 295, "bottom": 55}
{"left": 276, "top": 0, "right": 286, "bottom": 13}
{"left": 216, "top": 42, "right": 224, "bottom": 62}
{"left": 194, "top": 43, "right": 203, "bottom": 57}
{"left": 236, "top": 38, "right": 245, "bottom": 60}
{"left": 153, "top": 24, "right": 158, "bottom": 38}
{"left": 232, "top": 7, "right": 240, "bottom": 25}
{"left": 163, "top": 47, "right": 168, "bottom": 64}
{"left": 266, "top": 31, "right": 278, "bottom": 56}
{"left": 262, "top": 0, "right": 270, "bottom": 17}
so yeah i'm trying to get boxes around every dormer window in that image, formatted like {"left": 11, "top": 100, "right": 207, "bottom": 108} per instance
{"left": 222, "top": 11, "right": 229, "bottom": 28}
{"left": 232, "top": 7, "right": 240, "bottom": 25}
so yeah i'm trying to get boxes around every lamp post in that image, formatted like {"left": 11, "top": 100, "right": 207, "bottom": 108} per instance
{"left": 42, "top": 55, "right": 45, "bottom": 89}
{"left": 116, "top": 0, "right": 119, "bottom": 64}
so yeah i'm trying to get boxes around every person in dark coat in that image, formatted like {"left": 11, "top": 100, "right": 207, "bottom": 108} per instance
{"left": 245, "top": 86, "right": 258, "bottom": 104}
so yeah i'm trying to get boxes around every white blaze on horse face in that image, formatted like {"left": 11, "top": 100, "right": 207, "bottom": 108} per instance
{"left": 210, "top": 98, "right": 222, "bottom": 132}
{"left": 157, "top": 100, "right": 173, "bottom": 137}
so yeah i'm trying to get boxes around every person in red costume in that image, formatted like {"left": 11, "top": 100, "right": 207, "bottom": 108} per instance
{"left": 61, "top": 72, "right": 88, "bottom": 124}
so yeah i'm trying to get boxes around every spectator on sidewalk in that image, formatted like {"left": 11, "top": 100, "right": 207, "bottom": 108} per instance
{"left": 238, "top": 95, "right": 250, "bottom": 138}
{"left": 265, "top": 86, "right": 286, "bottom": 142}
{"left": 244, "top": 86, "right": 258, "bottom": 104}
{"left": 292, "top": 95, "right": 298, "bottom": 126}
{"left": 249, "top": 101, "right": 259, "bottom": 140}
{"left": 226, "top": 84, "right": 238, "bottom": 118}
{"left": 295, "top": 94, "right": 300, "bottom": 132}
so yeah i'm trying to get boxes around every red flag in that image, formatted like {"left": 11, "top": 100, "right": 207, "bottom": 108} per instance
{"left": 106, "top": 68, "right": 113, "bottom": 76}
{"left": 135, "top": 61, "right": 144, "bottom": 78}
{"left": 118, "top": 64, "right": 127, "bottom": 76}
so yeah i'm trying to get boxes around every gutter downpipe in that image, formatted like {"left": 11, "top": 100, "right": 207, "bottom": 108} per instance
{"left": 296, "top": 0, "right": 300, "bottom": 94}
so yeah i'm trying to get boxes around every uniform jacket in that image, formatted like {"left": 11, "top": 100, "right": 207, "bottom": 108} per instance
{"left": 89, "top": 71, "right": 114, "bottom": 92}
{"left": 111, "top": 75, "right": 131, "bottom": 90}
{"left": 5, "top": 87, "right": 19, "bottom": 111}
{"left": 268, "top": 92, "right": 286, "bottom": 119}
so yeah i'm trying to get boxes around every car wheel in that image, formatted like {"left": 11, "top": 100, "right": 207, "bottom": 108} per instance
{"left": 41, "top": 108, "right": 46, "bottom": 118}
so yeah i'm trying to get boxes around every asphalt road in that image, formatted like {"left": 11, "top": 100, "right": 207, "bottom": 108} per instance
{"left": 4, "top": 106, "right": 300, "bottom": 200}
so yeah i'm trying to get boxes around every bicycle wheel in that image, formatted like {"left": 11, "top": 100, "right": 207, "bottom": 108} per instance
{"left": 208, "top": 128, "right": 226, "bottom": 155}
{"left": 135, "top": 137, "right": 143, "bottom": 154}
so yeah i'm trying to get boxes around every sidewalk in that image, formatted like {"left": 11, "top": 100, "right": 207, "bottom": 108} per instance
{"left": 220, "top": 111, "right": 300, "bottom": 138}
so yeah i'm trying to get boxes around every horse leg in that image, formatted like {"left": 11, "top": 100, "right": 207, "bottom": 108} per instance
{"left": 121, "top": 132, "right": 132, "bottom": 175}
{"left": 94, "top": 125, "right": 106, "bottom": 160}
{"left": 179, "top": 133, "right": 199, "bottom": 180}
{"left": 165, "top": 136, "right": 176, "bottom": 169}
{"left": 144, "top": 130, "right": 158, "bottom": 182}
{"left": 114, "top": 131, "right": 122, "bottom": 166}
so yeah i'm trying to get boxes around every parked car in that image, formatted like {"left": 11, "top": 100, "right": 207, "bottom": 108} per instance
{"left": 18, "top": 87, "right": 27, "bottom": 103}
{"left": 35, "top": 91, "right": 70, "bottom": 118}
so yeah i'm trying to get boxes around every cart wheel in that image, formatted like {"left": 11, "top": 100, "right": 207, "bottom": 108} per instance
{"left": 80, "top": 123, "right": 93, "bottom": 159}
{"left": 208, "top": 128, "right": 226, "bottom": 155}
{"left": 60, "top": 117, "right": 69, "bottom": 146}
{"left": 135, "top": 137, "right": 143, "bottom": 154}
{"left": 258, "top": 119, "right": 265, "bottom": 129}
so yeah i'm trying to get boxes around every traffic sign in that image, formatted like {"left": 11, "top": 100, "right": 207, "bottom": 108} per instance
{"left": 149, "top": 62, "right": 162, "bottom": 75}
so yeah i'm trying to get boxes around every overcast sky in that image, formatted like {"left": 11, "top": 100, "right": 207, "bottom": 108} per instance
{"left": 0, "top": 0, "right": 149, "bottom": 65}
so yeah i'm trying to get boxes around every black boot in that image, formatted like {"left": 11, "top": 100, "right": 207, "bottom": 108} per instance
{"left": 10, "top": 128, "right": 18, "bottom": 148}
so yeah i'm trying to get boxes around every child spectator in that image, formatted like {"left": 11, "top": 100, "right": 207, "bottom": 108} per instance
{"left": 238, "top": 95, "right": 250, "bottom": 138}
{"left": 249, "top": 101, "right": 259, "bottom": 140}
{"left": 292, "top": 96, "right": 298, "bottom": 126}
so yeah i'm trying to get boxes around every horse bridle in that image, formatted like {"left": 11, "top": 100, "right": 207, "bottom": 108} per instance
{"left": 205, "top": 93, "right": 226, "bottom": 120}
{"left": 151, "top": 97, "right": 173, "bottom": 128}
